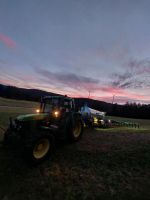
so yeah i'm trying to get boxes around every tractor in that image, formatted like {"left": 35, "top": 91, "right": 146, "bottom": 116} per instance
{"left": 3, "top": 95, "right": 83, "bottom": 164}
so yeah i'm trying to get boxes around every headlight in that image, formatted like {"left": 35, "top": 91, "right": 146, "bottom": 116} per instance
{"left": 94, "top": 117, "right": 98, "bottom": 124}
{"left": 36, "top": 109, "right": 40, "bottom": 113}
{"left": 54, "top": 111, "right": 59, "bottom": 117}
{"left": 100, "top": 120, "right": 104, "bottom": 125}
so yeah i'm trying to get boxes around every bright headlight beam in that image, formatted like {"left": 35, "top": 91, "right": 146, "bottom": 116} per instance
{"left": 54, "top": 111, "right": 59, "bottom": 117}
{"left": 36, "top": 109, "right": 40, "bottom": 113}
{"left": 94, "top": 117, "right": 98, "bottom": 124}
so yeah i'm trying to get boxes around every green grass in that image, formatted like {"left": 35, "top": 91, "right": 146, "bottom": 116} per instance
{"left": 0, "top": 97, "right": 39, "bottom": 108}
{"left": 0, "top": 98, "right": 150, "bottom": 200}
{"left": 0, "top": 97, "right": 39, "bottom": 141}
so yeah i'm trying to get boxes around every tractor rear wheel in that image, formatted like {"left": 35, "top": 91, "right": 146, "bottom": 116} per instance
{"left": 68, "top": 116, "right": 83, "bottom": 142}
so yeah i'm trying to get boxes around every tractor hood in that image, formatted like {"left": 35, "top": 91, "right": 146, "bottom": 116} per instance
{"left": 16, "top": 113, "right": 49, "bottom": 122}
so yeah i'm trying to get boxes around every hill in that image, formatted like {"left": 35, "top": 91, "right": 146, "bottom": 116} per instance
{"left": 0, "top": 84, "right": 113, "bottom": 112}
{"left": 0, "top": 84, "right": 59, "bottom": 102}
{"left": 0, "top": 84, "right": 149, "bottom": 119}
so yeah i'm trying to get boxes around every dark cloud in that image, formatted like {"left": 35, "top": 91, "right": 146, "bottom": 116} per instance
{"left": 35, "top": 67, "right": 148, "bottom": 104}
{"left": 112, "top": 72, "right": 132, "bottom": 88}
{"left": 35, "top": 67, "right": 100, "bottom": 92}
{"left": 128, "top": 58, "right": 149, "bottom": 67}
{"left": 127, "top": 59, "right": 150, "bottom": 76}
{"left": 111, "top": 59, "right": 150, "bottom": 89}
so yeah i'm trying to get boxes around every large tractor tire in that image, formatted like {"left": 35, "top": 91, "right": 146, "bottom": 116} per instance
{"left": 68, "top": 115, "right": 83, "bottom": 142}
{"left": 23, "top": 131, "right": 54, "bottom": 164}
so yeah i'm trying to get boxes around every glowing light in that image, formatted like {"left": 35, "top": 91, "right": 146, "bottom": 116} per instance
{"left": 100, "top": 120, "right": 105, "bottom": 125}
{"left": 94, "top": 117, "right": 98, "bottom": 124}
{"left": 36, "top": 109, "right": 40, "bottom": 113}
{"left": 54, "top": 111, "right": 59, "bottom": 117}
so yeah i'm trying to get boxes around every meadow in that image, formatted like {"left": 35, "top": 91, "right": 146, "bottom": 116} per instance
{"left": 0, "top": 97, "right": 150, "bottom": 200}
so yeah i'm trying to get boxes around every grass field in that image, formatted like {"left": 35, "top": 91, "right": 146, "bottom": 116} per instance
{"left": 0, "top": 97, "right": 39, "bottom": 140}
{"left": 0, "top": 97, "right": 39, "bottom": 108}
{"left": 0, "top": 97, "right": 150, "bottom": 200}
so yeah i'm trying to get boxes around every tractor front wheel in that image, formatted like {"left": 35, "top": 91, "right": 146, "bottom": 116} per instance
{"left": 32, "top": 138, "right": 50, "bottom": 160}
{"left": 23, "top": 132, "right": 54, "bottom": 164}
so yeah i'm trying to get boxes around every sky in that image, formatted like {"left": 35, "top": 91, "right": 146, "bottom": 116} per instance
{"left": 0, "top": 0, "right": 150, "bottom": 104}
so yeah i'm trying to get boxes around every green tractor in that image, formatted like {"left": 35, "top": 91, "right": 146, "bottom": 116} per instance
{"left": 4, "top": 96, "right": 84, "bottom": 164}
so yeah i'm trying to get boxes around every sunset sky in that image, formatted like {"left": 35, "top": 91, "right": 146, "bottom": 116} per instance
{"left": 0, "top": 0, "right": 150, "bottom": 104}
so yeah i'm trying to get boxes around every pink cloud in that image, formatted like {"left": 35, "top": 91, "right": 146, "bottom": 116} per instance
{"left": 71, "top": 85, "right": 148, "bottom": 103}
{"left": 0, "top": 78, "right": 16, "bottom": 86}
{"left": 35, "top": 67, "right": 149, "bottom": 103}
{"left": 62, "top": 84, "right": 147, "bottom": 102}
{"left": 0, "top": 33, "right": 17, "bottom": 48}
{"left": 97, "top": 86, "right": 146, "bottom": 100}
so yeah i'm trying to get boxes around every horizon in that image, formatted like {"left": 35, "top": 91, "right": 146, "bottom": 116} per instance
{"left": 0, "top": 0, "right": 150, "bottom": 104}
{"left": 1, "top": 83, "right": 150, "bottom": 106}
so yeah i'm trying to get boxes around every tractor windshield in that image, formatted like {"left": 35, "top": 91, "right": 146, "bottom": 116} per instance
{"left": 41, "top": 98, "right": 60, "bottom": 113}
{"left": 40, "top": 97, "right": 74, "bottom": 113}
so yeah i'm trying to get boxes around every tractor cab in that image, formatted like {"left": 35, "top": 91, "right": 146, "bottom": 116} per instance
{"left": 40, "top": 96, "right": 75, "bottom": 116}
